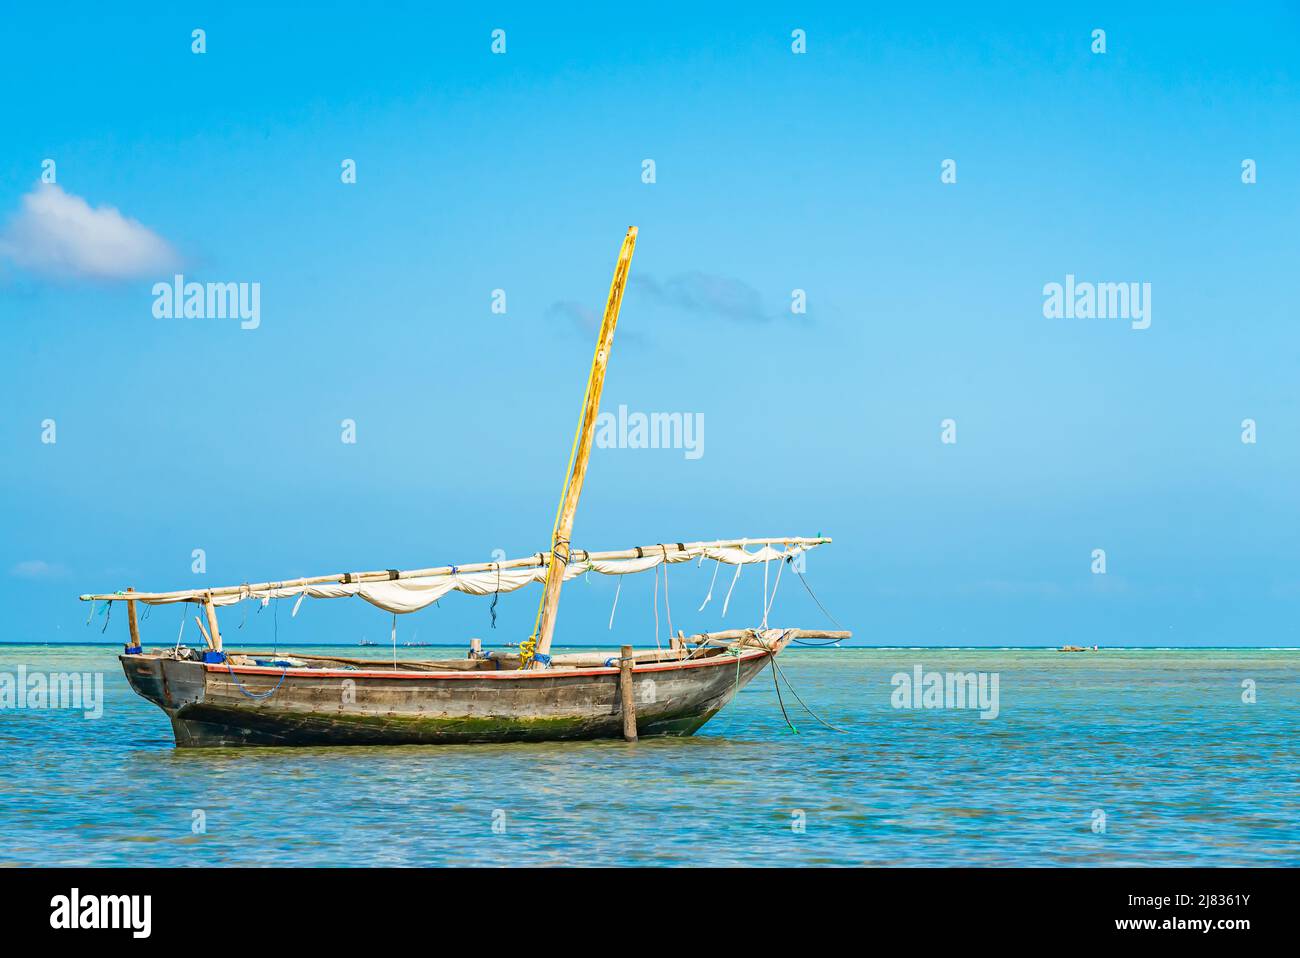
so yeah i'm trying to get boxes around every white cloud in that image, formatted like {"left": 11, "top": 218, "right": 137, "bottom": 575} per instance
{"left": 10, "top": 559, "right": 66, "bottom": 580}
{"left": 0, "top": 183, "right": 179, "bottom": 280}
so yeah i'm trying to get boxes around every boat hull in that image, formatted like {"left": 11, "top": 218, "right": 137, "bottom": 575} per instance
{"left": 120, "top": 647, "right": 776, "bottom": 747}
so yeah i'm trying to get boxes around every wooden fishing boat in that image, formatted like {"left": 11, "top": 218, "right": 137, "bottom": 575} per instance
{"left": 81, "top": 228, "right": 849, "bottom": 747}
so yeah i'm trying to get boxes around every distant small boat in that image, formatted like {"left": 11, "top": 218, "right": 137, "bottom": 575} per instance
{"left": 1059, "top": 645, "right": 1099, "bottom": 652}
{"left": 81, "top": 228, "right": 849, "bottom": 747}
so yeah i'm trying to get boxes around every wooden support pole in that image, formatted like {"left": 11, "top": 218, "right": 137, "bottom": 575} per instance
{"left": 532, "top": 227, "right": 638, "bottom": 667}
{"left": 125, "top": 587, "right": 141, "bottom": 649}
{"left": 469, "top": 637, "right": 482, "bottom": 659}
{"left": 194, "top": 616, "right": 213, "bottom": 650}
{"left": 619, "top": 644, "right": 637, "bottom": 742}
{"left": 203, "top": 596, "right": 223, "bottom": 653}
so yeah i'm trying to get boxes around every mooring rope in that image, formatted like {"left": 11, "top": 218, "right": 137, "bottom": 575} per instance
{"left": 769, "top": 653, "right": 798, "bottom": 734}
{"left": 770, "top": 653, "right": 847, "bottom": 732}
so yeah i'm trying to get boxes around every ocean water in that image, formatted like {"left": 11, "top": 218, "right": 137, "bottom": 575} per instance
{"left": 1, "top": 644, "right": 1296, "bottom": 866}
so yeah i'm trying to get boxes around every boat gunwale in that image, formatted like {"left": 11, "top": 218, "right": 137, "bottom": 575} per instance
{"left": 126, "top": 644, "right": 773, "bottom": 681}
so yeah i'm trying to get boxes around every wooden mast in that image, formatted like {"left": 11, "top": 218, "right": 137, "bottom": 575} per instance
{"left": 530, "top": 226, "right": 637, "bottom": 667}
{"left": 125, "top": 587, "right": 141, "bottom": 650}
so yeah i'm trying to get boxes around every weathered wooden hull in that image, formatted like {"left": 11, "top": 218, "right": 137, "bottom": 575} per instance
{"left": 120, "top": 646, "right": 777, "bottom": 747}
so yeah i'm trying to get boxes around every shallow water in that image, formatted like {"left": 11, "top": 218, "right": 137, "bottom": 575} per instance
{"left": 1, "top": 644, "right": 1296, "bottom": 866}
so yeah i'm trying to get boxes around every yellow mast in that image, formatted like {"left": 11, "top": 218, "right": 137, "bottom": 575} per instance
{"left": 525, "top": 226, "right": 638, "bottom": 668}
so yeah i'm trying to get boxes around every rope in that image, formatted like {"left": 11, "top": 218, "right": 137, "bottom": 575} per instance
{"left": 698, "top": 558, "right": 723, "bottom": 611}
{"left": 661, "top": 547, "right": 673, "bottom": 641}
{"left": 770, "top": 654, "right": 799, "bottom": 734}
{"left": 224, "top": 658, "right": 289, "bottom": 700}
{"left": 721, "top": 541, "right": 747, "bottom": 618}
{"left": 519, "top": 634, "right": 537, "bottom": 665}
{"left": 761, "top": 553, "right": 787, "bottom": 629}
{"left": 791, "top": 565, "right": 847, "bottom": 644}
{"left": 489, "top": 563, "right": 500, "bottom": 630}
{"left": 770, "top": 653, "right": 847, "bottom": 732}
{"left": 608, "top": 576, "right": 622, "bottom": 629}
{"left": 651, "top": 566, "right": 662, "bottom": 653}
{"left": 174, "top": 602, "right": 189, "bottom": 654}
{"left": 725, "top": 645, "right": 744, "bottom": 698}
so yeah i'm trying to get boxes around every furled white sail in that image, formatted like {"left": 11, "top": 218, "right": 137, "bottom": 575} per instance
{"left": 80, "top": 537, "right": 828, "bottom": 615}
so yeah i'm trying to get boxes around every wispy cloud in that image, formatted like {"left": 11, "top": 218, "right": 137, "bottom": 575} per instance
{"left": 631, "top": 271, "right": 776, "bottom": 324}
{"left": 546, "top": 270, "right": 788, "bottom": 339}
{"left": 10, "top": 559, "right": 67, "bottom": 580}
{"left": 0, "top": 183, "right": 179, "bottom": 280}
{"left": 545, "top": 299, "right": 601, "bottom": 336}
{"left": 544, "top": 299, "right": 645, "bottom": 344}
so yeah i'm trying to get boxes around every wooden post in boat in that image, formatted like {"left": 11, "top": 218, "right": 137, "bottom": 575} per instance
{"left": 531, "top": 227, "right": 638, "bottom": 668}
{"left": 618, "top": 645, "right": 637, "bottom": 741}
{"left": 125, "top": 587, "right": 141, "bottom": 650}
{"left": 469, "top": 638, "right": 482, "bottom": 659}
{"left": 203, "top": 595, "right": 223, "bottom": 653}
{"left": 194, "top": 617, "right": 213, "bottom": 649}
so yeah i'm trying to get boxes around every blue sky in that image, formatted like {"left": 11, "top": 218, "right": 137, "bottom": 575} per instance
{"left": 2, "top": 2, "right": 1298, "bottom": 646}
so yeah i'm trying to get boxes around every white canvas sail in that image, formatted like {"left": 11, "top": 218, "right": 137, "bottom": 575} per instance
{"left": 80, "top": 537, "right": 829, "bottom": 615}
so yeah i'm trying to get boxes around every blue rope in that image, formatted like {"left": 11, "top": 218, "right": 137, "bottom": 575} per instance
{"left": 224, "top": 658, "right": 289, "bottom": 700}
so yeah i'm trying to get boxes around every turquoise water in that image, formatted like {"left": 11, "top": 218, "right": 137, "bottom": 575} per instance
{"left": 1, "top": 644, "right": 1296, "bottom": 866}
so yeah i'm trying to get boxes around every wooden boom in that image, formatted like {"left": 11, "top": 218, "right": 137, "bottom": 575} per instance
{"left": 530, "top": 226, "right": 638, "bottom": 667}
